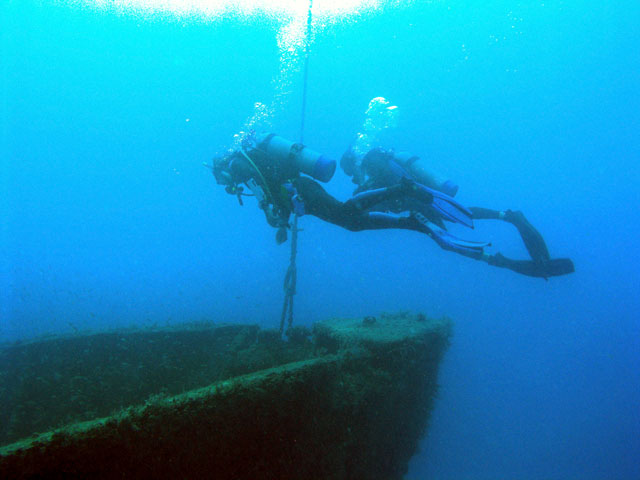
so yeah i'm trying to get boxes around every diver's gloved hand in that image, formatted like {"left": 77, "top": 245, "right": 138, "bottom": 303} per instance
{"left": 398, "top": 176, "right": 424, "bottom": 195}
{"left": 276, "top": 227, "right": 288, "bottom": 245}
{"left": 340, "top": 146, "right": 365, "bottom": 185}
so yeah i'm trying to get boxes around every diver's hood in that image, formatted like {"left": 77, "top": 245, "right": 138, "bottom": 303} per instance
{"left": 213, "top": 151, "right": 253, "bottom": 186}
{"left": 212, "top": 155, "right": 233, "bottom": 186}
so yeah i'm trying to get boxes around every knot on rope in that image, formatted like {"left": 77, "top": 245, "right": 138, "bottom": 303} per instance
{"left": 280, "top": 214, "right": 300, "bottom": 334}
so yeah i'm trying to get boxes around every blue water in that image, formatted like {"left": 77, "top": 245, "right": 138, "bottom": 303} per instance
{"left": 2, "top": 1, "right": 639, "bottom": 478}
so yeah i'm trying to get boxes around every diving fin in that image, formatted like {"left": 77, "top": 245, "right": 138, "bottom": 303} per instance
{"left": 487, "top": 253, "right": 575, "bottom": 279}
{"left": 429, "top": 187, "right": 475, "bottom": 228}
{"left": 502, "top": 210, "right": 551, "bottom": 262}
{"left": 415, "top": 213, "right": 489, "bottom": 258}
{"left": 402, "top": 178, "right": 474, "bottom": 228}
{"left": 276, "top": 226, "right": 288, "bottom": 245}
{"left": 389, "top": 161, "right": 475, "bottom": 228}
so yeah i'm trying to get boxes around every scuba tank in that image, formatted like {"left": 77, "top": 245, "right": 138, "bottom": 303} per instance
{"left": 393, "top": 151, "right": 459, "bottom": 198}
{"left": 254, "top": 133, "right": 336, "bottom": 183}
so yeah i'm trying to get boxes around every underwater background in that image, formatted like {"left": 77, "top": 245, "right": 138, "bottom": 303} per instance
{"left": 1, "top": 0, "right": 638, "bottom": 478}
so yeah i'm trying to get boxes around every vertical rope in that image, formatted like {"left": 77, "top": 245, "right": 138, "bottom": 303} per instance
{"left": 280, "top": 214, "right": 299, "bottom": 334}
{"left": 299, "top": 0, "right": 313, "bottom": 144}
{"left": 281, "top": 0, "right": 313, "bottom": 335}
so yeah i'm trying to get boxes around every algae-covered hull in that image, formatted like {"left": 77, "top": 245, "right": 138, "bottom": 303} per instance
{"left": 0, "top": 313, "right": 451, "bottom": 479}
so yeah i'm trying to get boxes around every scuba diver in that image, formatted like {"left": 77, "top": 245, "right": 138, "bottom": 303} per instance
{"left": 209, "top": 132, "right": 573, "bottom": 279}
{"left": 340, "top": 146, "right": 575, "bottom": 278}
{"left": 209, "top": 132, "right": 473, "bottom": 245}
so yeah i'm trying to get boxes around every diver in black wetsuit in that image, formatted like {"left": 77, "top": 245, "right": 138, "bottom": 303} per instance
{"left": 210, "top": 132, "right": 573, "bottom": 279}
{"left": 340, "top": 146, "right": 575, "bottom": 278}
{"left": 210, "top": 132, "right": 456, "bottom": 244}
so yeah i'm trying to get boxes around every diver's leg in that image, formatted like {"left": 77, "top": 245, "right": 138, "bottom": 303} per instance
{"left": 295, "top": 177, "right": 420, "bottom": 232}
{"left": 470, "top": 207, "right": 551, "bottom": 262}
{"left": 344, "top": 184, "right": 411, "bottom": 211}
{"left": 357, "top": 212, "right": 426, "bottom": 232}
{"left": 469, "top": 206, "right": 502, "bottom": 220}
{"left": 345, "top": 177, "right": 465, "bottom": 214}
{"left": 348, "top": 179, "right": 474, "bottom": 228}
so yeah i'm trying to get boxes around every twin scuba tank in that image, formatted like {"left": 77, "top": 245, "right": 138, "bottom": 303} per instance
{"left": 251, "top": 133, "right": 337, "bottom": 183}
{"left": 242, "top": 133, "right": 456, "bottom": 198}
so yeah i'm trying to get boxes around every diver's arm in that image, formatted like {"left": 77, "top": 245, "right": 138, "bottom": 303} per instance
{"left": 260, "top": 202, "right": 290, "bottom": 244}
{"left": 262, "top": 203, "right": 286, "bottom": 228}
{"left": 242, "top": 176, "right": 284, "bottom": 228}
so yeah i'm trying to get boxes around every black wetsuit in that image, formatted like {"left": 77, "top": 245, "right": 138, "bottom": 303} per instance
{"left": 236, "top": 146, "right": 422, "bottom": 233}
{"left": 225, "top": 143, "right": 573, "bottom": 278}
{"left": 294, "top": 176, "right": 419, "bottom": 232}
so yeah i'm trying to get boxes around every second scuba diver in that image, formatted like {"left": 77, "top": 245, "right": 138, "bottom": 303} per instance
{"left": 340, "top": 146, "right": 575, "bottom": 278}
{"left": 210, "top": 132, "right": 574, "bottom": 279}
